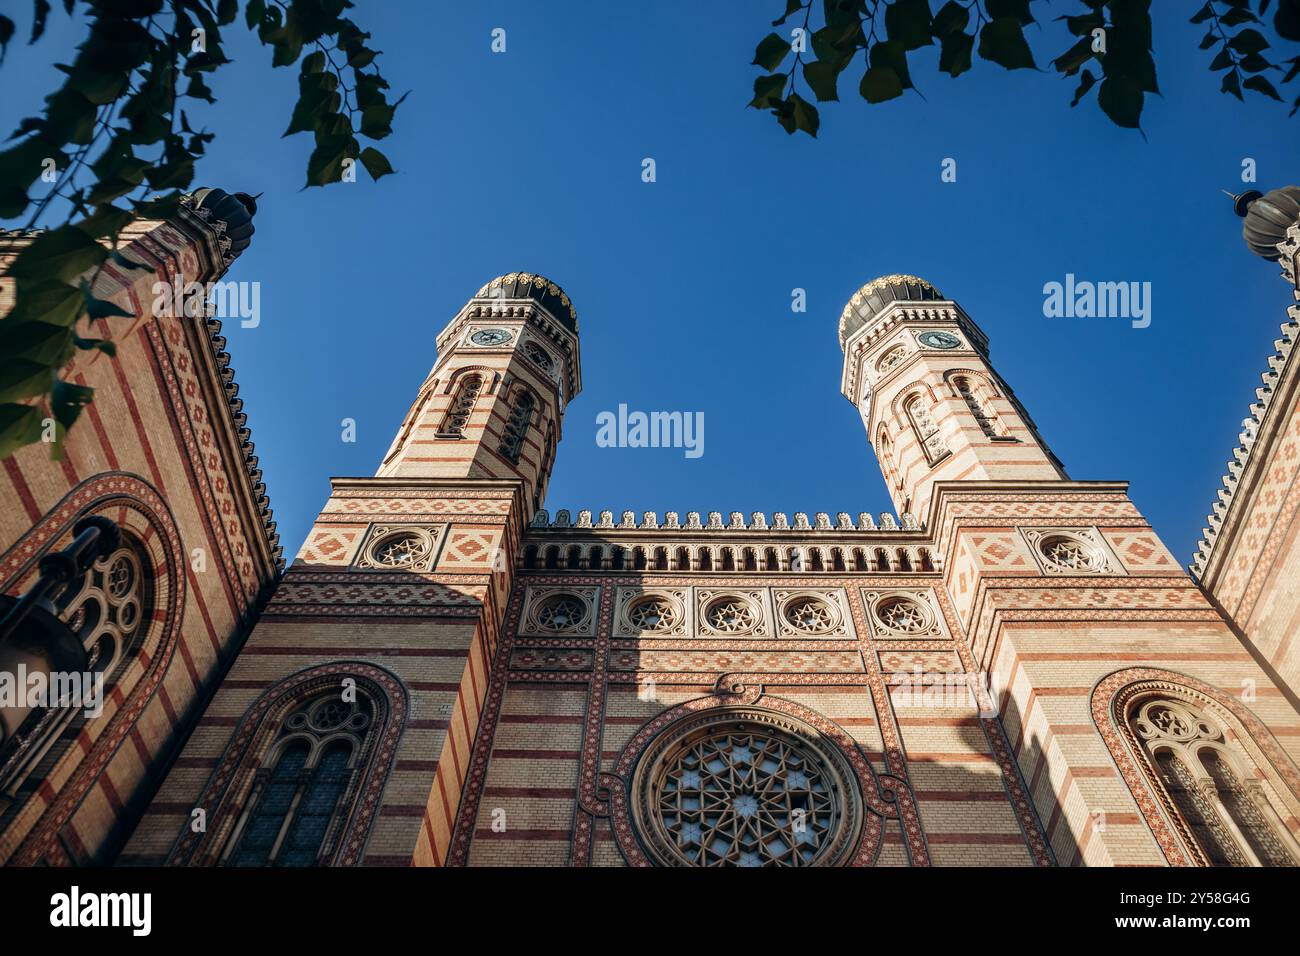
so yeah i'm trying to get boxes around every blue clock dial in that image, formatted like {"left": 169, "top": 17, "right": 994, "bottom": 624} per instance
{"left": 918, "top": 331, "right": 960, "bottom": 350}
{"left": 470, "top": 328, "right": 511, "bottom": 346}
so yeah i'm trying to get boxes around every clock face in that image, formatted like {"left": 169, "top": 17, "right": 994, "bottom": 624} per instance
{"left": 918, "top": 330, "right": 960, "bottom": 350}
{"left": 470, "top": 328, "right": 511, "bottom": 346}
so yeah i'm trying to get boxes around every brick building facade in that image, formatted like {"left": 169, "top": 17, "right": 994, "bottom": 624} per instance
{"left": 3, "top": 188, "right": 1300, "bottom": 867}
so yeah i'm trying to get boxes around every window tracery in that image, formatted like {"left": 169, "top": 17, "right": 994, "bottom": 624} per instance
{"left": 1131, "top": 698, "right": 1297, "bottom": 867}
{"left": 0, "top": 536, "right": 154, "bottom": 798}
{"left": 904, "top": 394, "right": 949, "bottom": 465}
{"left": 439, "top": 374, "right": 482, "bottom": 437}
{"left": 631, "top": 709, "right": 861, "bottom": 867}
{"left": 224, "top": 692, "right": 376, "bottom": 867}
{"left": 499, "top": 390, "right": 535, "bottom": 463}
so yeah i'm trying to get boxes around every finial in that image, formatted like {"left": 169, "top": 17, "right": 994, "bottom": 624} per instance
{"left": 1226, "top": 188, "right": 1262, "bottom": 218}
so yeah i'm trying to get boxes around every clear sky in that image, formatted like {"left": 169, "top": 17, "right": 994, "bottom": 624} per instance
{"left": 4, "top": 2, "right": 1299, "bottom": 565}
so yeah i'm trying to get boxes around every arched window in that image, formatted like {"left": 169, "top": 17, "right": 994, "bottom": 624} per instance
{"left": 0, "top": 534, "right": 154, "bottom": 801}
{"left": 439, "top": 374, "right": 482, "bottom": 437}
{"left": 1131, "top": 697, "right": 1298, "bottom": 867}
{"left": 224, "top": 691, "right": 379, "bottom": 867}
{"left": 498, "top": 389, "right": 535, "bottom": 463}
{"left": 904, "top": 394, "right": 949, "bottom": 466}
{"left": 952, "top": 375, "right": 1003, "bottom": 439}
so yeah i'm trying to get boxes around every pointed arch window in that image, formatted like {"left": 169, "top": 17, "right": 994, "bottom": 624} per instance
{"left": 1131, "top": 698, "right": 1297, "bottom": 867}
{"left": 224, "top": 692, "right": 377, "bottom": 867}
{"left": 439, "top": 374, "right": 483, "bottom": 437}
{"left": 0, "top": 534, "right": 154, "bottom": 803}
{"left": 499, "top": 389, "right": 535, "bottom": 463}
{"left": 904, "top": 394, "right": 950, "bottom": 466}
{"left": 952, "top": 375, "right": 1005, "bottom": 439}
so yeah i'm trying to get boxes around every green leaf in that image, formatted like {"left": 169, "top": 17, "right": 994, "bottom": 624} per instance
{"left": 359, "top": 146, "right": 394, "bottom": 181}
{"left": 0, "top": 404, "right": 45, "bottom": 460}
{"left": 870, "top": 39, "right": 913, "bottom": 89}
{"left": 749, "top": 72, "right": 788, "bottom": 108}
{"left": 1190, "top": 3, "right": 1214, "bottom": 25}
{"left": 932, "top": 1, "right": 969, "bottom": 37}
{"left": 80, "top": 279, "right": 134, "bottom": 320}
{"left": 50, "top": 378, "right": 93, "bottom": 435}
{"left": 0, "top": 15, "right": 14, "bottom": 62}
{"left": 1, "top": 279, "right": 82, "bottom": 329}
{"left": 217, "top": 0, "right": 238, "bottom": 26}
{"left": 1219, "top": 70, "right": 1242, "bottom": 100}
{"left": 753, "top": 32, "right": 792, "bottom": 72}
{"left": 7, "top": 226, "right": 107, "bottom": 283}
{"left": 110, "top": 248, "right": 154, "bottom": 272}
{"left": 73, "top": 335, "right": 117, "bottom": 357}
{"left": 1278, "top": 0, "right": 1300, "bottom": 42}
{"left": 803, "top": 59, "right": 841, "bottom": 101}
{"left": 1098, "top": 75, "right": 1144, "bottom": 126}
{"left": 1228, "top": 28, "right": 1270, "bottom": 55}
{"left": 772, "top": 0, "right": 803, "bottom": 27}
{"left": 1209, "top": 47, "right": 1235, "bottom": 70}
{"left": 938, "top": 31, "right": 974, "bottom": 76}
{"left": 860, "top": 66, "right": 904, "bottom": 102}
{"left": 0, "top": 358, "right": 56, "bottom": 404}
{"left": 1052, "top": 36, "right": 1093, "bottom": 75}
{"left": 245, "top": 0, "right": 267, "bottom": 29}
{"left": 1243, "top": 75, "right": 1283, "bottom": 99}
{"left": 787, "top": 92, "right": 819, "bottom": 136}
{"left": 885, "top": 0, "right": 933, "bottom": 51}
{"left": 305, "top": 133, "right": 357, "bottom": 186}
{"left": 1070, "top": 68, "right": 1097, "bottom": 106}
{"left": 978, "top": 18, "right": 1036, "bottom": 70}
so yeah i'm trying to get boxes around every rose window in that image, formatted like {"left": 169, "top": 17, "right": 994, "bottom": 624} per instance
{"left": 1039, "top": 534, "right": 1103, "bottom": 571}
{"left": 628, "top": 596, "right": 678, "bottom": 633}
{"left": 632, "top": 712, "right": 860, "bottom": 867}
{"left": 371, "top": 532, "right": 430, "bottom": 569}
{"left": 704, "top": 597, "right": 758, "bottom": 634}
{"left": 874, "top": 597, "right": 928, "bottom": 633}
{"left": 536, "top": 593, "right": 588, "bottom": 631}
{"left": 783, "top": 597, "right": 835, "bottom": 634}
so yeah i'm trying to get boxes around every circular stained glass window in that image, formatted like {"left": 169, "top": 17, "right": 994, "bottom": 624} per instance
{"left": 632, "top": 709, "right": 861, "bottom": 867}
{"left": 874, "top": 596, "right": 929, "bottom": 633}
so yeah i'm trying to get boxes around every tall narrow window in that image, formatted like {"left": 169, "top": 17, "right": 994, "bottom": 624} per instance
{"left": 499, "top": 390, "right": 535, "bottom": 463}
{"left": 1132, "top": 698, "right": 1297, "bottom": 867}
{"left": 439, "top": 374, "right": 482, "bottom": 437}
{"left": 224, "top": 693, "right": 375, "bottom": 867}
{"left": 905, "top": 395, "right": 950, "bottom": 465}
{"left": 952, "top": 376, "right": 1000, "bottom": 438}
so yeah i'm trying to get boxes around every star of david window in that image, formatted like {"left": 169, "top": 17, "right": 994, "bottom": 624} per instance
{"left": 535, "top": 593, "right": 589, "bottom": 632}
{"left": 627, "top": 595, "right": 679, "bottom": 633}
{"left": 703, "top": 596, "right": 758, "bottom": 634}
{"left": 631, "top": 710, "right": 861, "bottom": 867}
{"left": 874, "top": 596, "right": 928, "bottom": 633}
{"left": 369, "top": 531, "right": 430, "bottom": 568}
{"left": 1038, "top": 533, "right": 1104, "bottom": 572}
{"left": 782, "top": 596, "right": 836, "bottom": 634}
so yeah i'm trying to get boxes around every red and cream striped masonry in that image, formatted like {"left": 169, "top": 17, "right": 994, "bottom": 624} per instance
{"left": 0, "top": 211, "right": 280, "bottom": 864}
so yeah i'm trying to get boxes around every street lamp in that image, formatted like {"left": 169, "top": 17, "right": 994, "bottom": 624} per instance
{"left": 0, "top": 515, "right": 121, "bottom": 742}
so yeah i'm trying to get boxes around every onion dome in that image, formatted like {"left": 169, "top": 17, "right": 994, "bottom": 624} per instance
{"left": 838, "top": 274, "right": 943, "bottom": 349}
{"left": 475, "top": 271, "right": 578, "bottom": 332}
{"left": 1232, "top": 186, "right": 1300, "bottom": 261}
{"left": 188, "top": 187, "right": 258, "bottom": 260}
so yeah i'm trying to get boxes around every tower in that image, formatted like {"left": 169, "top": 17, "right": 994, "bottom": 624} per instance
{"left": 377, "top": 272, "right": 581, "bottom": 517}
{"left": 838, "top": 275, "right": 1063, "bottom": 523}
{"left": 125, "top": 273, "right": 579, "bottom": 866}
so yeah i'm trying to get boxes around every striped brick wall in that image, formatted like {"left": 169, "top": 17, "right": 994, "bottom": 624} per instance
{"left": 0, "top": 214, "right": 279, "bottom": 864}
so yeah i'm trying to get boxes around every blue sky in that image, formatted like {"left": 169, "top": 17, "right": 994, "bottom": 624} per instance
{"left": 5, "top": 2, "right": 1299, "bottom": 565}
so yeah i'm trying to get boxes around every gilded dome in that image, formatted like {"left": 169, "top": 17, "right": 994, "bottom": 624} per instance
{"left": 838, "top": 274, "right": 943, "bottom": 348}
{"left": 1233, "top": 186, "right": 1300, "bottom": 261}
{"left": 474, "top": 272, "right": 578, "bottom": 332}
